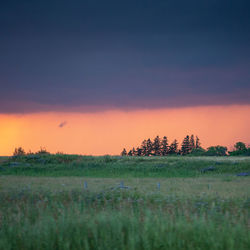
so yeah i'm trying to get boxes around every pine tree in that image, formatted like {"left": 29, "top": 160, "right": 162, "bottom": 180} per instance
{"left": 121, "top": 148, "right": 127, "bottom": 156}
{"left": 132, "top": 147, "right": 136, "bottom": 156}
{"left": 161, "top": 136, "right": 168, "bottom": 156}
{"left": 127, "top": 150, "right": 133, "bottom": 156}
{"left": 195, "top": 136, "right": 201, "bottom": 149}
{"left": 122, "top": 134, "right": 203, "bottom": 157}
{"left": 146, "top": 138, "right": 153, "bottom": 156}
{"left": 152, "top": 135, "right": 161, "bottom": 156}
{"left": 141, "top": 140, "right": 147, "bottom": 156}
{"left": 190, "top": 134, "right": 195, "bottom": 151}
{"left": 181, "top": 135, "right": 191, "bottom": 155}
{"left": 169, "top": 139, "right": 178, "bottom": 154}
{"left": 136, "top": 147, "right": 142, "bottom": 156}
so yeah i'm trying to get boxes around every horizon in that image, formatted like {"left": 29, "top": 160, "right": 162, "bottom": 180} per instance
{"left": 1, "top": 105, "right": 250, "bottom": 156}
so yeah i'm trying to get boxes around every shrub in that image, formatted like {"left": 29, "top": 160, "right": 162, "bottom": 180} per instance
{"left": 36, "top": 147, "right": 50, "bottom": 155}
{"left": 189, "top": 148, "right": 206, "bottom": 156}
{"left": 206, "top": 146, "right": 228, "bottom": 156}
{"left": 229, "top": 142, "right": 249, "bottom": 156}
{"left": 13, "top": 147, "right": 25, "bottom": 156}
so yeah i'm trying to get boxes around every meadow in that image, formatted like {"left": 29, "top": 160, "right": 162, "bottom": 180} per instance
{"left": 0, "top": 154, "right": 250, "bottom": 177}
{"left": 0, "top": 155, "right": 249, "bottom": 249}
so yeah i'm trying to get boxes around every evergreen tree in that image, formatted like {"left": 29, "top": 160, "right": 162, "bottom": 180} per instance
{"left": 136, "top": 147, "right": 142, "bottom": 156}
{"left": 146, "top": 138, "right": 153, "bottom": 156}
{"left": 141, "top": 140, "right": 147, "bottom": 156}
{"left": 152, "top": 135, "right": 161, "bottom": 156}
{"left": 122, "top": 134, "right": 204, "bottom": 157}
{"left": 127, "top": 150, "right": 133, "bottom": 156}
{"left": 121, "top": 148, "right": 127, "bottom": 156}
{"left": 161, "top": 136, "right": 168, "bottom": 156}
{"left": 195, "top": 136, "right": 201, "bottom": 149}
{"left": 169, "top": 139, "right": 178, "bottom": 154}
{"left": 132, "top": 147, "right": 136, "bottom": 156}
{"left": 181, "top": 135, "right": 191, "bottom": 155}
{"left": 190, "top": 135, "right": 195, "bottom": 150}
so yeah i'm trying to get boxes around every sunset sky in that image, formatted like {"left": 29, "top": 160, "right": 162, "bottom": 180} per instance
{"left": 0, "top": 0, "right": 250, "bottom": 155}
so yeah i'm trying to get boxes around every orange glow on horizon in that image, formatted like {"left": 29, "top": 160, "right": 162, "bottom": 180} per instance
{"left": 0, "top": 105, "right": 250, "bottom": 156}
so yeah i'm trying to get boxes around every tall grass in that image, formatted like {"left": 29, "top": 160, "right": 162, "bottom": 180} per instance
{"left": 0, "top": 188, "right": 249, "bottom": 250}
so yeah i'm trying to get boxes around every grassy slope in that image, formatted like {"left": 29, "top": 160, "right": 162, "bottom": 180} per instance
{"left": 0, "top": 155, "right": 250, "bottom": 177}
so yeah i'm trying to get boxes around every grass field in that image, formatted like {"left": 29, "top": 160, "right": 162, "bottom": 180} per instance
{"left": 0, "top": 155, "right": 249, "bottom": 249}
{"left": 0, "top": 154, "right": 250, "bottom": 177}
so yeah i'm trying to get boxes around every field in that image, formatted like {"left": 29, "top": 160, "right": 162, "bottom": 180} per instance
{"left": 0, "top": 155, "right": 249, "bottom": 249}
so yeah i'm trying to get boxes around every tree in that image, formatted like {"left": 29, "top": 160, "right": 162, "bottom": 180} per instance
{"left": 190, "top": 135, "right": 195, "bottom": 150}
{"left": 132, "top": 147, "right": 136, "bottom": 156}
{"left": 229, "top": 142, "right": 248, "bottom": 156}
{"left": 189, "top": 147, "right": 206, "bottom": 156}
{"left": 121, "top": 148, "right": 127, "bottom": 156}
{"left": 152, "top": 135, "right": 161, "bottom": 156}
{"left": 127, "top": 150, "right": 133, "bottom": 156}
{"left": 234, "top": 142, "right": 247, "bottom": 152}
{"left": 181, "top": 135, "right": 191, "bottom": 155}
{"left": 146, "top": 138, "right": 153, "bottom": 156}
{"left": 13, "top": 147, "right": 25, "bottom": 156}
{"left": 195, "top": 136, "right": 201, "bottom": 149}
{"left": 136, "top": 147, "right": 142, "bottom": 156}
{"left": 216, "top": 146, "right": 228, "bottom": 156}
{"left": 206, "top": 146, "right": 227, "bottom": 156}
{"left": 169, "top": 139, "right": 178, "bottom": 154}
{"left": 141, "top": 140, "right": 147, "bottom": 156}
{"left": 161, "top": 136, "right": 168, "bottom": 156}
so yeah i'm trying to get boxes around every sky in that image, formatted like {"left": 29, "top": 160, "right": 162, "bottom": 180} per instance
{"left": 0, "top": 0, "right": 250, "bottom": 155}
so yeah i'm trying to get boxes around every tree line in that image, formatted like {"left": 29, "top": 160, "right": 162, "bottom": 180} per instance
{"left": 121, "top": 135, "right": 250, "bottom": 156}
{"left": 10, "top": 137, "right": 250, "bottom": 157}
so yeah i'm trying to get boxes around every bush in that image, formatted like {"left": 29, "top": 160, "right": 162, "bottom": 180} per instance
{"left": 189, "top": 148, "right": 206, "bottom": 156}
{"left": 205, "top": 146, "right": 228, "bottom": 156}
{"left": 13, "top": 147, "right": 25, "bottom": 156}
{"left": 229, "top": 142, "right": 249, "bottom": 156}
{"left": 36, "top": 147, "right": 50, "bottom": 155}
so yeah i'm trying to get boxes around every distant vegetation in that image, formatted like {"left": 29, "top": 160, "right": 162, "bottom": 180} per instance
{"left": 1, "top": 154, "right": 250, "bottom": 177}
{"left": 121, "top": 135, "right": 250, "bottom": 156}
{"left": 10, "top": 136, "right": 250, "bottom": 158}
{"left": 13, "top": 146, "right": 50, "bottom": 157}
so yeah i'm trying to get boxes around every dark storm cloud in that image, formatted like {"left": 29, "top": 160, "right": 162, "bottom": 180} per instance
{"left": 0, "top": 0, "right": 250, "bottom": 113}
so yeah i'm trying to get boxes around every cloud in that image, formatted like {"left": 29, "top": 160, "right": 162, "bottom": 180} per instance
{"left": 0, "top": 62, "right": 249, "bottom": 114}
{"left": 0, "top": 0, "right": 249, "bottom": 114}
{"left": 58, "top": 121, "right": 67, "bottom": 128}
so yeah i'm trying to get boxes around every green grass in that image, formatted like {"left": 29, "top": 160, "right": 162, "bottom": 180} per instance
{"left": 0, "top": 155, "right": 249, "bottom": 177}
{"left": 0, "top": 155, "right": 249, "bottom": 249}
{"left": 0, "top": 185, "right": 249, "bottom": 250}
{"left": 1, "top": 176, "right": 250, "bottom": 198}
